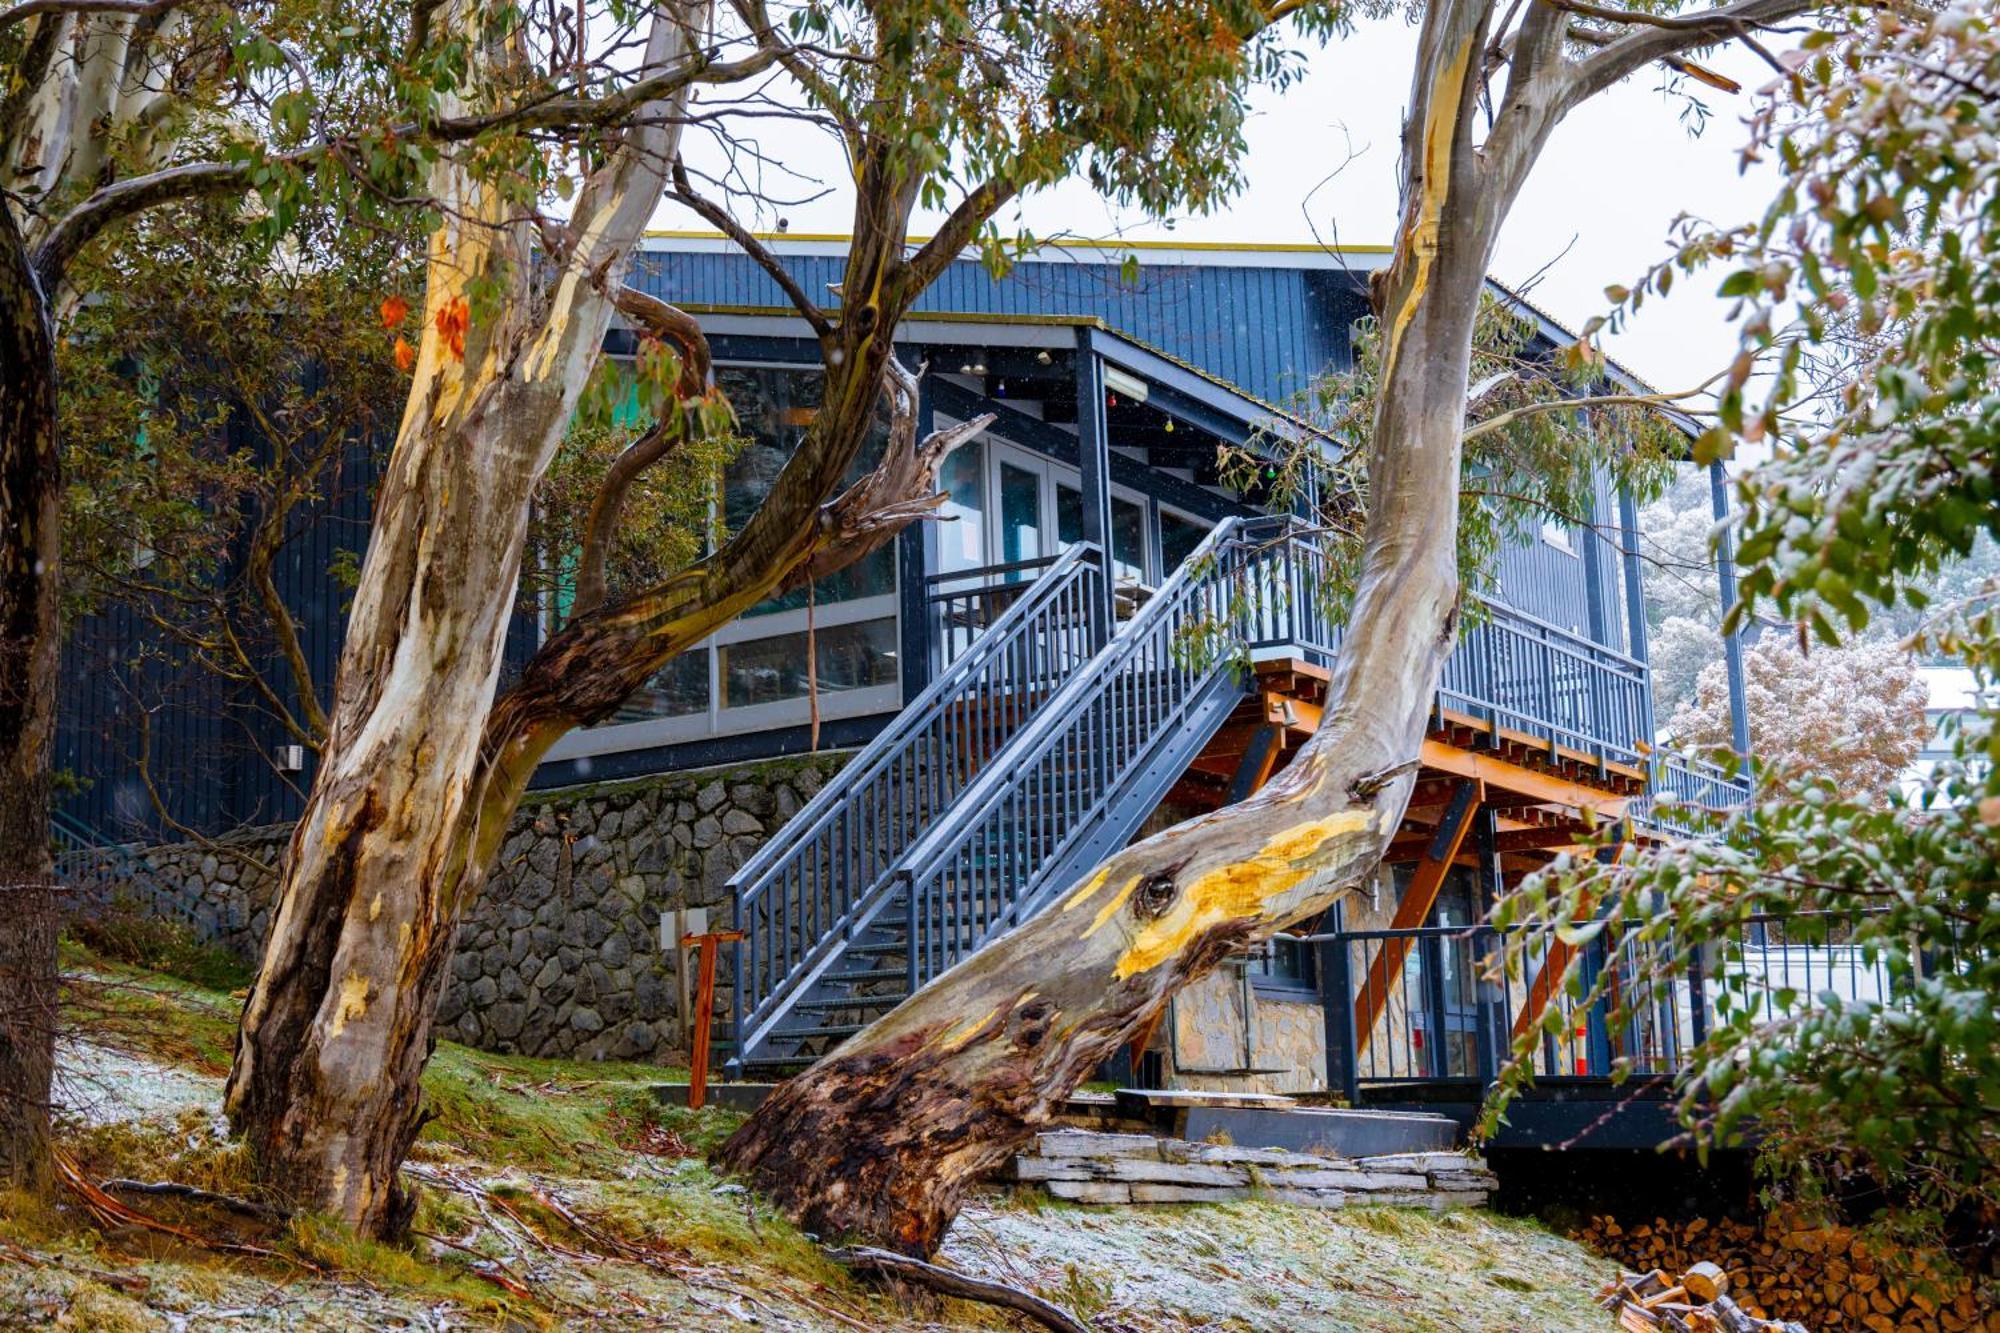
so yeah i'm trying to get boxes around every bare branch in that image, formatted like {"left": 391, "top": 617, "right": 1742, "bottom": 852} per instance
{"left": 668, "top": 158, "right": 833, "bottom": 337}
{"left": 0, "top": 0, "right": 175, "bottom": 30}
{"left": 1558, "top": 0, "right": 1820, "bottom": 110}
{"left": 781, "top": 360, "right": 991, "bottom": 591}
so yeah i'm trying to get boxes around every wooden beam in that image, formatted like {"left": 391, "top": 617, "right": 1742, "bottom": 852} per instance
{"left": 1226, "top": 724, "right": 1286, "bottom": 803}
{"left": 1490, "top": 826, "right": 1591, "bottom": 854}
{"left": 1419, "top": 739, "right": 1630, "bottom": 817}
{"left": 1510, "top": 843, "right": 1623, "bottom": 1042}
{"left": 1354, "top": 779, "right": 1482, "bottom": 1053}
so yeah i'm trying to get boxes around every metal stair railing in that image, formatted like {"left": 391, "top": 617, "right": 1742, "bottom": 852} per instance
{"left": 727, "top": 540, "right": 1107, "bottom": 1059}
{"left": 895, "top": 515, "right": 1339, "bottom": 990}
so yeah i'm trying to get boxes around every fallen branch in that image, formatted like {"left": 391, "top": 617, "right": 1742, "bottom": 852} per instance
{"left": 99, "top": 1178, "right": 291, "bottom": 1225}
{"left": 827, "top": 1245, "right": 1092, "bottom": 1333}
{"left": 52, "top": 1147, "right": 314, "bottom": 1272}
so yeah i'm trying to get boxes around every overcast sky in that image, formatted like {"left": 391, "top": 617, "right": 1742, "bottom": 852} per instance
{"left": 667, "top": 16, "right": 1788, "bottom": 396}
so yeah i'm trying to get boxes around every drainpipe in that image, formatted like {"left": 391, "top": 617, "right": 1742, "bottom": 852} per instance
{"left": 1709, "top": 459, "right": 1752, "bottom": 758}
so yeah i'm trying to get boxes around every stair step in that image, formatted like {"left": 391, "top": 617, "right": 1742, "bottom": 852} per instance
{"left": 791, "top": 994, "right": 906, "bottom": 1014}
{"left": 770, "top": 1022, "right": 869, "bottom": 1042}
{"left": 822, "top": 966, "right": 907, "bottom": 984}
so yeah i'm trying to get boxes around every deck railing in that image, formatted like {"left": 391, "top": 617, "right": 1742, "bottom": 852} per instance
{"left": 1440, "top": 603, "right": 1651, "bottom": 768}
{"left": 727, "top": 542, "right": 1106, "bottom": 1056}
{"left": 1321, "top": 912, "right": 1921, "bottom": 1099}
{"left": 1641, "top": 753, "right": 1753, "bottom": 834}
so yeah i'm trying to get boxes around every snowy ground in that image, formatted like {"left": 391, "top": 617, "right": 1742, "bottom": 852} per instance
{"left": 1, "top": 971, "right": 1616, "bottom": 1331}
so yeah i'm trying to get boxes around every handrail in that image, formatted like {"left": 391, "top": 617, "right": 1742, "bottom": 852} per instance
{"left": 896, "top": 514, "right": 1331, "bottom": 989}
{"left": 728, "top": 539, "right": 1107, "bottom": 1051}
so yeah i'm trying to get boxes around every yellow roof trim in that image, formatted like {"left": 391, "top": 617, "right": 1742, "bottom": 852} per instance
{"left": 641, "top": 228, "right": 1393, "bottom": 256}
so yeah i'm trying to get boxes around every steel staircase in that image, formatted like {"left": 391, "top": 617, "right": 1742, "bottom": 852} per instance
{"left": 725, "top": 515, "right": 1337, "bottom": 1075}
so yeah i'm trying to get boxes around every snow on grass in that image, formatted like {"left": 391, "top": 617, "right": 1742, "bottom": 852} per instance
{"left": 53, "top": 1041, "right": 224, "bottom": 1129}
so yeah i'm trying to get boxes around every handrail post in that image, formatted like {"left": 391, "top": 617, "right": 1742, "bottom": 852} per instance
{"left": 900, "top": 868, "right": 920, "bottom": 995}
{"left": 1473, "top": 926, "right": 1503, "bottom": 1087}
{"left": 1320, "top": 912, "right": 1362, "bottom": 1106}
{"left": 1421, "top": 932, "right": 1452, "bottom": 1079}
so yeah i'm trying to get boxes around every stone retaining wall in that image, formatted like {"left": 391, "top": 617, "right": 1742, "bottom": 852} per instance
{"left": 71, "top": 752, "right": 851, "bottom": 1062}
{"left": 1005, "top": 1129, "right": 1495, "bottom": 1209}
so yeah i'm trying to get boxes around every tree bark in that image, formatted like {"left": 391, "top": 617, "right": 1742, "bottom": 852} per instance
{"left": 0, "top": 198, "right": 63, "bottom": 1195}
{"left": 221, "top": 2, "right": 714, "bottom": 1236}
{"left": 714, "top": 0, "right": 1518, "bottom": 1256}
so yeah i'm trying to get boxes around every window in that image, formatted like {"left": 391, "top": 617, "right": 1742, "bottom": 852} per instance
{"left": 1161, "top": 512, "right": 1208, "bottom": 575}
{"left": 1248, "top": 936, "right": 1316, "bottom": 991}
{"left": 1055, "top": 484, "right": 1148, "bottom": 583}
{"left": 721, "top": 617, "right": 898, "bottom": 708}
{"left": 1540, "top": 519, "right": 1578, "bottom": 556}
{"left": 555, "top": 362, "right": 904, "bottom": 756}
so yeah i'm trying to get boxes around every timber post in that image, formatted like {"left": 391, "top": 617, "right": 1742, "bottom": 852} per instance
{"left": 683, "top": 928, "right": 743, "bottom": 1110}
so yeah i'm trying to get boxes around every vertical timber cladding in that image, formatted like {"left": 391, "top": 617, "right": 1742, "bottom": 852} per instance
{"left": 73, "top": 754, "right": 849, "bottom": 1061}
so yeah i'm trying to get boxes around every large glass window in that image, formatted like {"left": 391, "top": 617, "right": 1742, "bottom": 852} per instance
{"left": 721, "top": 618, "right": 899, "bottom": 708}
{"left": 938, "top": 441, "right": 987, "bottom": 571}
{"left": 999, "top": 463, "right": 1044, "bottom": 569}
{"left": 613, "top": 651, "right": 709, "bottom": 725}
{"left": 1162, "top": 512, "right": 1209, "bottom": 575}
{"left": 1056, "top": 484, "right": 1147, "bottom": 583}
{"left": 573, "top": 362, "right": 903, "bottom": 746}
{"left": 721, "top": 365, "right": 895, "bottom": 618}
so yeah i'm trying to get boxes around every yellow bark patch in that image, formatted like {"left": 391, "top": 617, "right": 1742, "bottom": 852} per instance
{"left": 1082, "top": 875, "right": 1143, "bottom": 940}
{"left": 1060, "top": 866, "right": 1113, "bottom": 912}
{"left": 1381, "top": 33, "right": 1475, "bottom": 386}
{"left": 328, "top": 972, "right": 371, "bottom": 1039}
{"left": 1110, "top": 809, "right": 1376, "bottom": 981}
{"left": 368, "top": 894, "right": 383, "bottom": 922}
{"left": 935, "top": 1004, "right": 1002, "bottom": 1052}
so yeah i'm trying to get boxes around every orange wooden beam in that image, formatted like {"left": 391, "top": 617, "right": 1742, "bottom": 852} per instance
{"left": 1509, "top": 844, "right": 1623, "bottom": 1042}
{"left": 1354, "top": 779, "right": 1482, "bottom": 1053}
{"left": 1418, "top": 739, "right": 1630, "bottom": 818}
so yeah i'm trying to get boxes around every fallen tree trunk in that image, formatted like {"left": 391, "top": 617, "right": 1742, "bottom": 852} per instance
{"left": 716, "top": 0, "right": 1811, "bottom": 1254}
{"left": 716, "top": 0, "right": 1504, "bottom": 1254}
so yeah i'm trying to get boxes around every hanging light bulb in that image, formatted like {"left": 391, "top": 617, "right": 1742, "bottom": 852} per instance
{"left": 1163, "top": 418, "right": 1175, "bottom": 434}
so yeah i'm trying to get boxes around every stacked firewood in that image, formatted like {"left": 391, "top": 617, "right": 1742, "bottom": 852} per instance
{"left": 1578, "top": 1214, "right": 1997, "bottom": 1332}
{"left": 1598, "top": 1264, "right": 1809, "bottom": 1332}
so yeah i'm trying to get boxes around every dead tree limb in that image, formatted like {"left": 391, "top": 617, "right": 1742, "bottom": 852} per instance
{"left": 827, "top": 1245, "right": 1093, "bottom": 1333}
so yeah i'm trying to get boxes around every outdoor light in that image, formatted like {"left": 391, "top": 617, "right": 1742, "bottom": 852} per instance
{"left": 1102, "top": 364, "right": 1149, "bottom": 403}
{"left": 1035, "top": 349, "right": 1053, "bottom": 365}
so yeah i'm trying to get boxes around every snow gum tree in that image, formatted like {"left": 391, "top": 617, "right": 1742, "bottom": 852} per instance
{"left": 222, "top": 0, "right": 1311, "bottom": 1236}
{"left": 718, "top": 0, "right": 1848, "bottom": 1256}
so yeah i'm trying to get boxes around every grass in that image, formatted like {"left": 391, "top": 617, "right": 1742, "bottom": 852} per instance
{"left": 64, "top": 900, "right": 255, "bottom": 993}
{"left": 16, "top": 940, "right": 1617, "bottom": 1331}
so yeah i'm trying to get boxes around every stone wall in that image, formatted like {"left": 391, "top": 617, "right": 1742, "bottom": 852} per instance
{"left": 76, "top": 752, "right": 851, "bottom": 1063}
{"left": 1164, "top": 966, "right": 1328, "bottom": 1097}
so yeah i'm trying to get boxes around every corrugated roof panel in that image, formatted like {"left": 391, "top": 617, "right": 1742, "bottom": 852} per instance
{"left": 630, "top": 247, "right": 1336, "bottom": 405}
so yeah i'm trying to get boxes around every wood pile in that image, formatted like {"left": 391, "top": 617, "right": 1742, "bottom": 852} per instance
{"left": 1598, "top": 1265, "right": 1809, "bottom": 1333}
{"left": 1578, "top": 1214, "right": 1997, "bottom": 1332}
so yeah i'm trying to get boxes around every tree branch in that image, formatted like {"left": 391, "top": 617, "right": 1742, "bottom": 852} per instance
{"left": 780, "top": 358, "right": 991, "bottom": 591}
{"left": 827, "top": 1247, "right": 1090, "bottom": 1333}
{"left": 1557, "top": 0, "right": 1821, "bottom": 111}
{"left": 0, "top": 0, "right": 175, "bottom": 30}
{"left": 901, "top": 176, "right": 1021, "bottom": 297}
{"left": 31, "top": 161, "right": 247, "bottom": 289}
{"left": 668, "top": 159, "right": 832, "bottom": 338}
{"left": 1461, "top": 381, "right": 1719, "bottom": 444}
{"left": 727, "top": 0, "right": 862, "bottom": 150}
